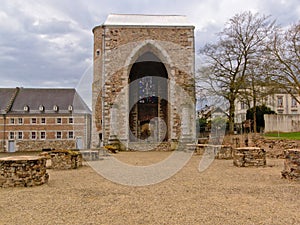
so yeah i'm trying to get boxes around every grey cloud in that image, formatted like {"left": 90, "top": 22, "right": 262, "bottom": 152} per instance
{"left": 0, "top": 0, "right": 300, "bottom": 89}
{"left": 27, "top": 19, "right": 74, "bottom": 35}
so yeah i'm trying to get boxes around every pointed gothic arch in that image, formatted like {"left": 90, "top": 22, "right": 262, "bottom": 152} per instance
{"left": 128, "top": 48, "right": 169, "bottom": 142}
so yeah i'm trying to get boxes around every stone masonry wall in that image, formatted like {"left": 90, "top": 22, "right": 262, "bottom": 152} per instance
{"left": 16, "top": 140, "right": 76, "bottom": 151}
{"left": 92, "top": 25, "right": 195, "bottom": 148}
{"left": 0, "top": 156, "right": 49, "bottom": 188}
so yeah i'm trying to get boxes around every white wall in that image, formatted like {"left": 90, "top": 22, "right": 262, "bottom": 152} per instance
{"left": 264, "top": 114, "right": 300, "bottom": 133}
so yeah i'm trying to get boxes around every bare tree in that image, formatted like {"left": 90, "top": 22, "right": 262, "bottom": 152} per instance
{"left": 198, "top": 11, "right": 276, "bottom": 134}
{"left": 267, "top": 21, "right": 300, "bottom": 101}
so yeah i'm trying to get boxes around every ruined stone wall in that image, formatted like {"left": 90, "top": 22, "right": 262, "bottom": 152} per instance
{"left": 0, "top": 156, "right": 49, "bottom": 188}
{"left": 282, "top": 149, "right": 300, "bottom": 180}
{"left": 92, "top": 25, "right": 195, "bottom": 148}
{"left": 233, "top": 147, "right": 266, "bottom": 167}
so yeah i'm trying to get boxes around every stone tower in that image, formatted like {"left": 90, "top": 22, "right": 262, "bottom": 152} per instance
{"left": 92, "top": 14, "right": 196, "bottom": 150}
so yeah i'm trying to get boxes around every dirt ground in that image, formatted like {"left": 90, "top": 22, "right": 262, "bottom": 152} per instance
{"left": 0, "top": 151, "right": 299, "bottom": 225}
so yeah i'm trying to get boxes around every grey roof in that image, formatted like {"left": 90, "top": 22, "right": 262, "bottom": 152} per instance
{"left": 103, "top": 14, "right": 193, "bottom": 27}
{"left": 5, "top": 88, "right": 91, "bottom": 115}
{"left": 0, "top": 88, "right": 17, "bottom": 114}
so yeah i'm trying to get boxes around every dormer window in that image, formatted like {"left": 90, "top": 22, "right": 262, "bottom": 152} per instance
{"left": 23, "top": 105, "right": 29, "bottom": 112}
{"left": 68, "top": 105, "right": 73, "bottom": 112}
{"left": 39, "top": 105, "right": 45, "bottom": 112}
{"left": 53, "top": 105, "right": 59, "bottom": 112}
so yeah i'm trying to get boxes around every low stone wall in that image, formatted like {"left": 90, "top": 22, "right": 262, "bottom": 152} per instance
{"left": 0, "top": 156, "right": 49, "bottom": 188}
{"left": 282, "top": 149, "right": 300, "bottom": 181}
{"left": 17, "top": 140, "right": 76, "bottom": 152}
{"left": 80, "top": 150, "right": 100, "bottom": 161}
{"left": 126, "top": 142, "right": 172, "bottom": 151}
{"left": 233, "top": 147, "right": 266, "bottom": 167}
{"left": 45, "top": 150, "right": 82, "bottom": 170}
{"left": 252, "top": 137, "right": 299, "bottom": 158}
{"left": 187, "top": 144, "right": 233, "bottom": 159}
{"left": 215, "top": 146, "right": 233, "bottom": 160}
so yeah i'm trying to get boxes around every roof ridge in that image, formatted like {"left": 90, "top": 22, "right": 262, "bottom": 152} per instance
{"left": 109, "top": 13, "right": 187, "bottom": 17}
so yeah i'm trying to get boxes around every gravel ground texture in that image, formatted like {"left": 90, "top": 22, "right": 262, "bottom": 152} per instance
{"left": 0, "top": 151, "right": 299, "bottom": 225}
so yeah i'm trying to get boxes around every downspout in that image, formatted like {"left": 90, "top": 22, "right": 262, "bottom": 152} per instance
{"left": 102, "top": 25, "right": 106, "bottom": 145}
{"left": 3, "top": 114, "right": 6, "bottom": 152}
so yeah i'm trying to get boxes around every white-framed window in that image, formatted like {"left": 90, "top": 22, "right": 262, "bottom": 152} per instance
{"left": 68, "top": 131, "right": 74, "bottom": 139}
{"left": 241, "top": 102, "right": 246, "bottom": 110}
{"left": 40, "top": 131, "right": 46, "bottom": 140}
{"left": 31, "top": 118, "right": 37, "bottom": 124}
{"left": 18, "top": 118, "right": 23, "bottom": 124}
{"left": 9, "top": 118, "right": 15, "bottom": 124}
{"left": 277, "top": 96, "right": 283, "bottom": 108}
{"left": 9, "top": 132, "right": 14, "bottom": 140}
{"left": 56, "top": 118, "right": 62, "bottom": 124}
{"left": 56, "top": 131, "right": 62, "bottom": 139}
{"left": 31, "top": 131, "right": 36, "bottom": 140}
{"left": 18, "top": 132, "right": 23, "bottom": 140}
{"left": 292, "top": 97, "right": 298, "bottom": 108}
{"left": 41, "top": 118, "right": 46, "bottom": 124}
{"left": 68, "top": 117, "right": 74, "bottom": 124}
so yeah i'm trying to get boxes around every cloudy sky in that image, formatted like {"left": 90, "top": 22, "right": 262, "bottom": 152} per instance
{"left": 0, "top": 0, "right": 299, "bottom": 106}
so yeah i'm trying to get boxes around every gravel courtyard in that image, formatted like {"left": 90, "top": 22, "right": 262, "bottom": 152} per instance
{"left": 0, "top": 151, "right": 299, "bottom": 225}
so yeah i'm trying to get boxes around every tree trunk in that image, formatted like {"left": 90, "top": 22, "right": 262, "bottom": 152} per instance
{"left": 253, "top": 105, "right": 257, "bottom": 133}
{"left": 228, "top": 100, "right": 235, "bottom": 134}
{"left": 253, "top": 93, "right": 257, "bottom": 134}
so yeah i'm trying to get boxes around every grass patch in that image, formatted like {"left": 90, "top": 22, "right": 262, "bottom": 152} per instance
{"left": 264, "top": 132, "right": 300, "bottom": 140}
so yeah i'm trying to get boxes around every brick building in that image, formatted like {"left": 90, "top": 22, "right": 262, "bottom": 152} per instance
{"left": 92, "top": 14, "right": 196, "bottom": 149}
{"left": 0, "top": 88, "right": 91, "bottom": 152}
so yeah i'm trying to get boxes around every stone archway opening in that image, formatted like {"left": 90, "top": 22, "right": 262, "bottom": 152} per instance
{"left": 129, "top": 51, "right": 168, "bottom": 142}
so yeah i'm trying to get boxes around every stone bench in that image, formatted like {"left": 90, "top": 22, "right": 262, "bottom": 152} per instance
{"left": 233, "top": 147, "right": 266, "bottom": 167}
{"left": 282, "top": 149, "right": 300, "bottom": 181}
{"left": 0, "top": 156, "right": 49, "bottom": 188}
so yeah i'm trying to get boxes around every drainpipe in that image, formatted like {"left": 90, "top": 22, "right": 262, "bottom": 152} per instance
{"left": 102, "top": 25, "right": 106, "bottom": 145}
{"left": 2, "top": 114, "right": 6, "bottom": 152}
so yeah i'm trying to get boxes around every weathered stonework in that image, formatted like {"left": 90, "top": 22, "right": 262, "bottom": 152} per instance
{"left": 80, "top": 150, "right": 100, "bottom": 161}
{"left": 16, "top": 140, "right": 76, "bottom": 152}
{"left": 45, "top": 150, "right": 83, "bottom": 170}
{"left": 282, "top": 149, "right": 300, "bottom": 181}
{"left": 92, "top": 15, "right": 196, "bottom": 149}
{"left": 233, "top": 147, "right": 266, "bottom": 167}
{"left": 187, "top": 144, "right": 233, "bottom": 159}
{"left": 0, "top": 156, "right": 49, "bottom": 188}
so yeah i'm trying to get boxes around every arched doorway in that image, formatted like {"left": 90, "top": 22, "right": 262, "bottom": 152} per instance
{"left": 129, "top": 51, "right": 168, "bottom": 142}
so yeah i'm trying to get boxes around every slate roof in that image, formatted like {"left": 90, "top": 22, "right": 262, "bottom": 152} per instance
{"left": 0, "top": 88, "right": 91, "bottom": 115}
{"left": 103, "top": 14, "right": 193, "bottom": 27}
{"left": 0, "top": 88, "right": 17, "bottom": 114}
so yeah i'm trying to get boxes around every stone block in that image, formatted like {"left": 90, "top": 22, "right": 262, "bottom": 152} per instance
{"left": 233, "top": 147, "right": 266, "bottom": 167}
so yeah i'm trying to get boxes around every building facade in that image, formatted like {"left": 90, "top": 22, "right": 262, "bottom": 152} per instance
{"left": 0, "top": 88, "right": 91, "bottom": 152}
{"left": 92, "top": 14, "right": 196, "bottom": 149}
{"left": 235, "top": 91, "right": 300, "bottom": 125}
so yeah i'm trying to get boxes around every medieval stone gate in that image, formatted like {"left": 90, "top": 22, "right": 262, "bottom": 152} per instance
{"left": 92, "top": 14, "right": 196, "bottom": 150}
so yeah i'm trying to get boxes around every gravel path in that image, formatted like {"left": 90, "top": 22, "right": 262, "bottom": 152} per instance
{"left": 0, "top": 152, "right": 299, "bottom": 225}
